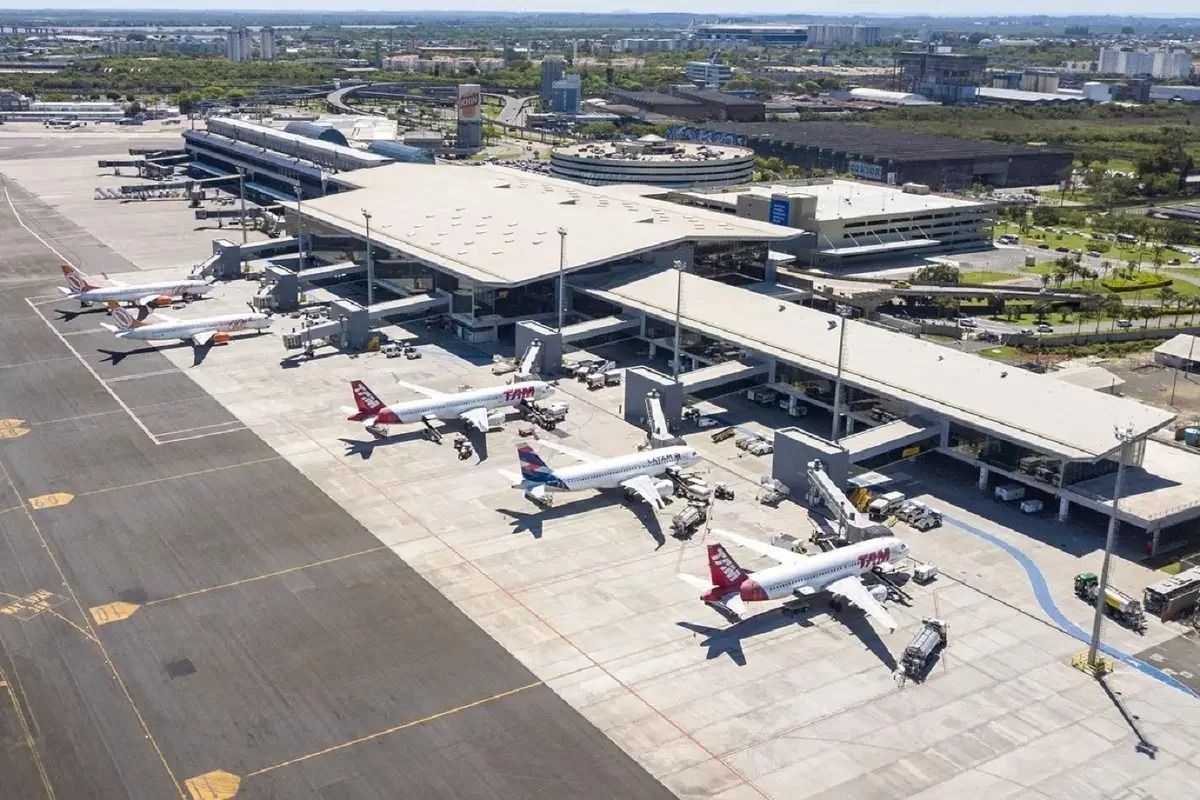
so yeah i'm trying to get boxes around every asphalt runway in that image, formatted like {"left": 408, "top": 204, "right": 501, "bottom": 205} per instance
{"left": 0, "top": 176, "right": 675, "bottom": 797}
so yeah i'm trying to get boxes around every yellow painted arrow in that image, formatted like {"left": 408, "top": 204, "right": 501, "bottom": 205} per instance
{"left": 184, "top": 770, "right": 241, "bottom": 800}
{"left": 89, "top": 602, "right": 140, "bottom": 626}
{"left": 0, "top": 418, "right": 24, "bottom": 429}
{"left": 27, "top": 493, "right": 73, "bottom": 510}
{"left": 0, "top": 427, "right": 29, "bottom": 440}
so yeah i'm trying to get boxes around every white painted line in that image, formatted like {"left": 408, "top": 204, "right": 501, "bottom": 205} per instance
{"left": 0, "top": 356, "right": 75, "bottom": 371}
{"left": 155, "top": 427, "right": 248, "bottom": 444}
{"left": 61, "top": 327, "right": 104, "bottom": 337}
{"left": 104, "top": 368, "right": 179, "bottom": 384}
{"left": 155, "top": 420, "right": 245, "bottom": 437}
{"left": 24, "top": 298, "right": 159, "bottom": 445}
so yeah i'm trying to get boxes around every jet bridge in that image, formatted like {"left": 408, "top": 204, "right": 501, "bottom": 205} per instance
{"left": 297, "top": 261, "right": 366, "bottom": 282}
{"left": 560, "top": 315, "right": 639, "bottom": 345}
{"left": 840, "top": 417, "right": 944, "bottom": 464}
{"left": 679, "top": 360, "right": 768, "bottom": 395}
{"left": 644, "top": 389, "right": 683, "bottom": 448}
{"left": 806, "top": 460, "right": 890, "bottom": 544}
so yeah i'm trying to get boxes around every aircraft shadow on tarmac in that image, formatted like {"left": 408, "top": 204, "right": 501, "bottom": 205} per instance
{"left": 496, "top": 493, "right": 666, "bottom": 547}
{"left": 677, "top": 600, "right": 899, "bottom": 671}
{"left": 339, "top": 427, "right": 491, "bottom": 463}
{"left": 55, "top": 303, "right": 154, "bottom": 324}
{"left": 98, "top": 340, "right": 211, "bottom": 368}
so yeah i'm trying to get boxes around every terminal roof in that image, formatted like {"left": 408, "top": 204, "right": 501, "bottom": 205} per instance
{"left": 581, "top": 269, "right": 1174, "bottom": 461}
{"left": 300, "top": 164, "right": 798, "bottom": 287}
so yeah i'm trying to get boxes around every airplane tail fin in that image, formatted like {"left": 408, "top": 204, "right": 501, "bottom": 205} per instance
{"left": 517, "top": 444, "right": 555, "bottom": 484}
{"left": 707, "top": 544, "right": 750, "bottom": 590}
{"left": 61, "top": 263, "right": 98, "bottom": 292}
{"left": 106, "top": 301, "right": 144, "bottom": 330}
{"left": 347, "top": 380, "right": 386, "bottom": 422}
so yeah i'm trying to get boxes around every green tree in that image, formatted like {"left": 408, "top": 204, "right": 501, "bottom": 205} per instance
{"left": 914, "top": 263, "right": 960, "bottom": 285}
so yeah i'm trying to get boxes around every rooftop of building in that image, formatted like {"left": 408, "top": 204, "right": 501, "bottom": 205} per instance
{"left": 976, "top": 87, "right": 1081, "bottom": 104}
{"left": 610, "top": 90, "right": 702, "bottom": 106}
{"left": 679, "top": 179, "right": 989, "bottom": 221}
{"left": 672, "top": 88, "right": 764, "bottom": 107}
{"left": 688, "top": 120, "right": 1072, "bottom": 161}
{"left": 298, "top": 163, "right": 798, "bottom": 288}
{"left": 578, "top": 268, "right": 1174, "bottom": 461}
{"left": 553, "top": 137, "right": 753, "bottom": 164}
{"left": 1154, "top": 334, "right": 1200, "bottom": 362}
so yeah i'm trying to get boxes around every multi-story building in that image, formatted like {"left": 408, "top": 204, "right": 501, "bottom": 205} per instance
{"left": 540, "top": 55, "right": 565, "bottom": 108}
{"left": 1099, "top": 46, "right": 1194, "bottom": 79}
{"left": 691, "top": 24, "right": 808, "bottom": 47}
{"left": 684, "top": 60, "right": 733, "bottom": 88}
{"left": 549, "top": 75, "right": 582, "bottom": 114}
{"left": 260, "top": 27, "right": 276, "bottom": 61}
{"left": 895, "top": 50, "right": 987, "bottom": 104}
{"left": 806, "top": 24, "right": 880, "bottom": 48}
{"left": 0, "top": 89, "right": 30, "bottom": 111}
{"left": 225, "top": 27, "right": 250, "bottom": 63}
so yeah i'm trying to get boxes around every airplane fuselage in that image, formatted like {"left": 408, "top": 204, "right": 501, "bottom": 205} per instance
{"left": 721, "top": 537, "right": 908, "bottom": 604}
{"left": 536, "top": 446, "right": 701, "bottom": 494}
{"left": 375, "top": 381, "right": 552, "bottom": 425}
{"left": 115, "top": 313, "right": 272, "bottom": 341}
{"left": 71, "top": 280, "right": 212, "bottom": 305}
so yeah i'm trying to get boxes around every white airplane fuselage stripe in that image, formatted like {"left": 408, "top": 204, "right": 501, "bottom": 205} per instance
{"left": 72, "top": 281, "right": 212, "bottom": 303}
{"left": 748, "top": 537, "right": 906, "bottom": 599}
{"left": 391, "top": 381, "right": 547, "bottom": 423}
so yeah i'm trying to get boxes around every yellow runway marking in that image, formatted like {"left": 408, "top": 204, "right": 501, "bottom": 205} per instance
{"left": 0, "top": 418, "right": 24, "bottom": 428}
{"left": 27, "top": 492, "right": 72, "bottom": 510}
{"left": 89, "top": 601, "right": 140, "bottom": 626}
{"left": 244, "top": 680, "right": 542, "bottom": 779}
{"left": 184, "top": 770, "right": 240, "bottom": 800}
{"left": 0, "top": 426, "right": 29, "bottom": 440}
{"left": 75, "top": 456, "right": 281, "bottom": 500}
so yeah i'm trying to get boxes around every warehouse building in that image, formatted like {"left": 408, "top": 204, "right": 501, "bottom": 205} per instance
{"left": 667, "top": 121, "right": 1073, "bottom": 190}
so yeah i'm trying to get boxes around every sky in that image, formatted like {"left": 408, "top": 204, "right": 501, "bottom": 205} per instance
{"left": 0, "top": 1, "right": 1195, "bottom": 16}
{"left": 0, "top": 2, "right": 1198, "bottom": 14}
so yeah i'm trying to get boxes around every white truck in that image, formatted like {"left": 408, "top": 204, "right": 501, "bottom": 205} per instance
{"left": 994, "top": 484, "right": 1026, "bottom": 502}
{"left": 867, "top": 491, "right": 907, "bottom": 520}
{"left": 896, "top": 500, "right": 942, "bottom": 531}
{"left": 901, "top": 618, "right": 948, "bottom": 681}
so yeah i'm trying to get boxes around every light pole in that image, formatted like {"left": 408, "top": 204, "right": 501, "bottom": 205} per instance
{"left": 1086, "top": 424, "right": 1137, "bottom": 670}
{"left": 829, "top": 315, "right": 848, "bottom": 442}
{"left": 237, "top": 167, "right": 247, "bottom": 245}
{"left": 294, "top": 185, "right": 306, "bottom": 267}
{"left": 556, "top": 226, "right": 567, "bottom": 332}
{"left": 1170, "top": 334, "right": 1196, "bottom": 407}
{"left": 362, "top": 209, "right": 374, "bottom": 308}
{"left": 672, "top": 259, "right": 684, "bottom": 379}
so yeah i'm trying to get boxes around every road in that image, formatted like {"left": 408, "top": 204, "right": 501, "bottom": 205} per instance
{"left": 0, "top": 176, "right": 674, "bottom": 800}
{"left": 489, "top": 94, "right": 536, "bottom": 127}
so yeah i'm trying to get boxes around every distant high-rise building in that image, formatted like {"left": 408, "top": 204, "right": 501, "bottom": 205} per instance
{"left": 225, "top": 27, "right": 251, "bottom": 62}
{"left": 1099, "top": 46, "right": 1193, "bottom": 79}
{"left": 549, "top": 74, "right": 582, "bottom": 113}
{"left": 540, "top": 55, "right": 565, "bottom": 109}
{"left": 259, "top": 26, "right": 276, "bottom": 61}
{"left": 684, "top": 61, "right": 733, "bottom": 88}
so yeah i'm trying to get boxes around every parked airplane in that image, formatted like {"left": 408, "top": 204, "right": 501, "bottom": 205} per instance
{"left": 679, "top": 532, "right": 909, "bottom": 630}
{"left": 58, "top": 264, "right": 211, "bottom": 309}
{"left": 513, "top": 442, "right": 701, "bottom": 509}
{"left": 100, "top": 300, "right": 272, "bottom": 346}
{"left": 346, "top": 378, "right": 554, "bottom": 435}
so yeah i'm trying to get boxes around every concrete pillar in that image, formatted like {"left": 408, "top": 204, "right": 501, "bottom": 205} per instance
{"left": 648, "top": 342, "right": 656, "bottom": 359}
{"left": 1057, "top": 495, "right": 1070, "bottom": 522}
{"left": 939, "top": 420, "right": 950, "bottom": 449}
{"left": 788, "top": 394, "right": 799, "bottom": 416}
{"left": 845, "top": 416, "right": 856, "bottom": 435}
{"left": 768, "top": 358, "right": 777, "bottom": 384}
{"left": 978, "top": 466, "right": 989, "bottom": 491}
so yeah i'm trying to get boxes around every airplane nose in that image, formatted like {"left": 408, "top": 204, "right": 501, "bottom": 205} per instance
{"left": 739, "top": 579, "right": 768, "bottom": 603}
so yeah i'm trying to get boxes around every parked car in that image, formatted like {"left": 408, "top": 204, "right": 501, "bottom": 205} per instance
{"left": 1168, "top": 258, "right": 1181, "bottom": 266}
{"left": 958, "top": 317, "right": 977, "bottom": 328}
{"left": 1037, "top": 243, "right": 1050, "bottom": 249}
{"left": 1019, "top": 327, "right": 1035, "bottom": 335}
{"left": 1036, "top": 323, "right": 1054, "bottom": 333}
{"left": 1086, "top": 250, "right": 1101, "bottom": 258}
{"left": 1055, "top": 246, "right": 1070, "bottom": 253}
{"left": 1116, "top": 318, "right": 1133, "bottom": 328}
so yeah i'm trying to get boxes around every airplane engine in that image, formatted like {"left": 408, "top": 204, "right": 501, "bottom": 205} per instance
{"left": 212, "top": 332, "right": 231, "bottom": 345}
{"left": 152, "top": 296, "right": 173, "bottom": 307}
{"left": 868, "top": 584, "right": 889, "bottom": 603}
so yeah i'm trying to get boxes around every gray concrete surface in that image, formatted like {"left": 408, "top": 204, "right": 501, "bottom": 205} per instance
{"left": 0, "top": 157, "right": 673, "bottom": 800}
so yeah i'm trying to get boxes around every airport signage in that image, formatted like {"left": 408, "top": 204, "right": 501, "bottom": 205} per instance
{"left": 768, "top": 197, "right": 791, "bottom": 226}
{"left": 457, "top": 84, "right": 482, "bottom": 121}
{"left": 848, "top": 160, "right": 884, "bottom": 181}
{"left": 666, "top": 125, "right": 747, "bottom": 147}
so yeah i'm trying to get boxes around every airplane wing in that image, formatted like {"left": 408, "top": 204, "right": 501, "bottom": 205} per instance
{"left": 716, "top": 530, "right": 807, "bottom": 567}
{"left": 191, "top": 330, "right": 216, "bottom": 346}
{"left": 459, "top": 407, "right": 489, "bottom": 432}
{"left": 135, "top": 293, "right": 164, "bottom": 307}
{"left": 393, "top": 376, "right": 442, "bottom": 398}
{"left": 619, "top": 474, "right": 665, "bottom": 510}
{"left": 826, "top": 576, "right": 897, "bottom": 632}
{"left": 536, "top": 440, "right": 598, "bottom": 463}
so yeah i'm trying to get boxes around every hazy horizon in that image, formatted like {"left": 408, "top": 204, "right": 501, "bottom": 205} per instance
{"left": 0, "top": 3, "right": 1198, "bottom": 18}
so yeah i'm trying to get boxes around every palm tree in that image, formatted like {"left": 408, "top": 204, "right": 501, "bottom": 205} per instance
{"left": 1041, "top": 272, "right": 1052, "bottom": 289}
{"left": 1158, "top": 287, "right": 1178, "bottom": 324}
{"left": 1101, "top": 294, "right": 1124, "bottom": 332}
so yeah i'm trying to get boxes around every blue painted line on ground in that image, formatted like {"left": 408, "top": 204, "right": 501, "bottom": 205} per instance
{"left": 944, "top": 513, "right": 1199, "bottom": 699}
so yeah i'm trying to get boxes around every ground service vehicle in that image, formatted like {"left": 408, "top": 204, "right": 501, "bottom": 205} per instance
{"left": 1074, "top": 573, "right": 1146, "bottom": 632}
{"left": 901, "top": 618, "right": 948, "bottom": 681}
{"left": 994, "top": 484, "right": 1026, "bottom": 502}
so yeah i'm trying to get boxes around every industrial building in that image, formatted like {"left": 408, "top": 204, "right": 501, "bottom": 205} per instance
{"left": 225, "top": 27, "right": 251, "bottom": 63}
{"left": 806, "top": 24, "right": 882, "bottom": 48}
{"left": 609, "top": 88, "right": 764, "bottom": 122}
{"left": 691, "top": 23, "right": 808, "bottom": 47}
{"left": 1100, "top": 46, "right": 1194, "bottom": 79}
{"left": 0, "top": 99, "right": 125, "bottom": 122}
{"left": 666, "top": 121, "right": 1073, "bottom": 190}
{"left": 669, "top": 178, "right": 997, "bottom": 264}
{"left": 1154, "top": 334, "right": 1200, "bottom": 371}
{"left": 549, "top": 136, "right": 755, "bottom": 189}
{"left": 260, "top": 26, "right": 277, "bottom": 61}
{"left": 895, "top": 51, "right": 988, "bottom": 104}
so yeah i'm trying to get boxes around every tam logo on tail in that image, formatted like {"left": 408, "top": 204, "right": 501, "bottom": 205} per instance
{"left": 111, "top": 306, "right": 136, "bottom": 330}
{"left": 707, "top": 544, "right": 748, "bottom": 589}
{"left": 347, "top": 380, "right": 385, "bottom": 421}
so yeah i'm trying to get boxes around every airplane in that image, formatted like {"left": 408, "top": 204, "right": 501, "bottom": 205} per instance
{"left": 346, "top": 378, "right": 554, "bottom": 436}
{"left": 57, "top": 264, "right": 212, "bottom": 309}
{"left": 100, "top": 300, "right": 272, "bottom": 346}
{"left": 513, "top": 441, "right": 701, "bottom": 509}
{"left": 678, "top": 532, "right": 910, "bottom": 631}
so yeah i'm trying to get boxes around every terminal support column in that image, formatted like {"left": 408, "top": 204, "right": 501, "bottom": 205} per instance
{"left": 978, "top": 466, "right": 989, "bottom": 491}
{"left": 1057, "top": 496, "right": 1071, "bottom": 522}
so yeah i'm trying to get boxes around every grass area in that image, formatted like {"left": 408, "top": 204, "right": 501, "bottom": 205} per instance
{"left": 979, "top": 345, "right": 1022, "bottom": 361}
{"left": 1167, "top": 267, "right": 1200, "bottom": 281}
{"left": 1019, "top": 261, "right": 1062, "bottom": 276}
{"left": 995, "top": 221, "right": 1187, "bottom": 263}
{"left": 960, "top": 270, "right": 1019, "bottom": 284}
